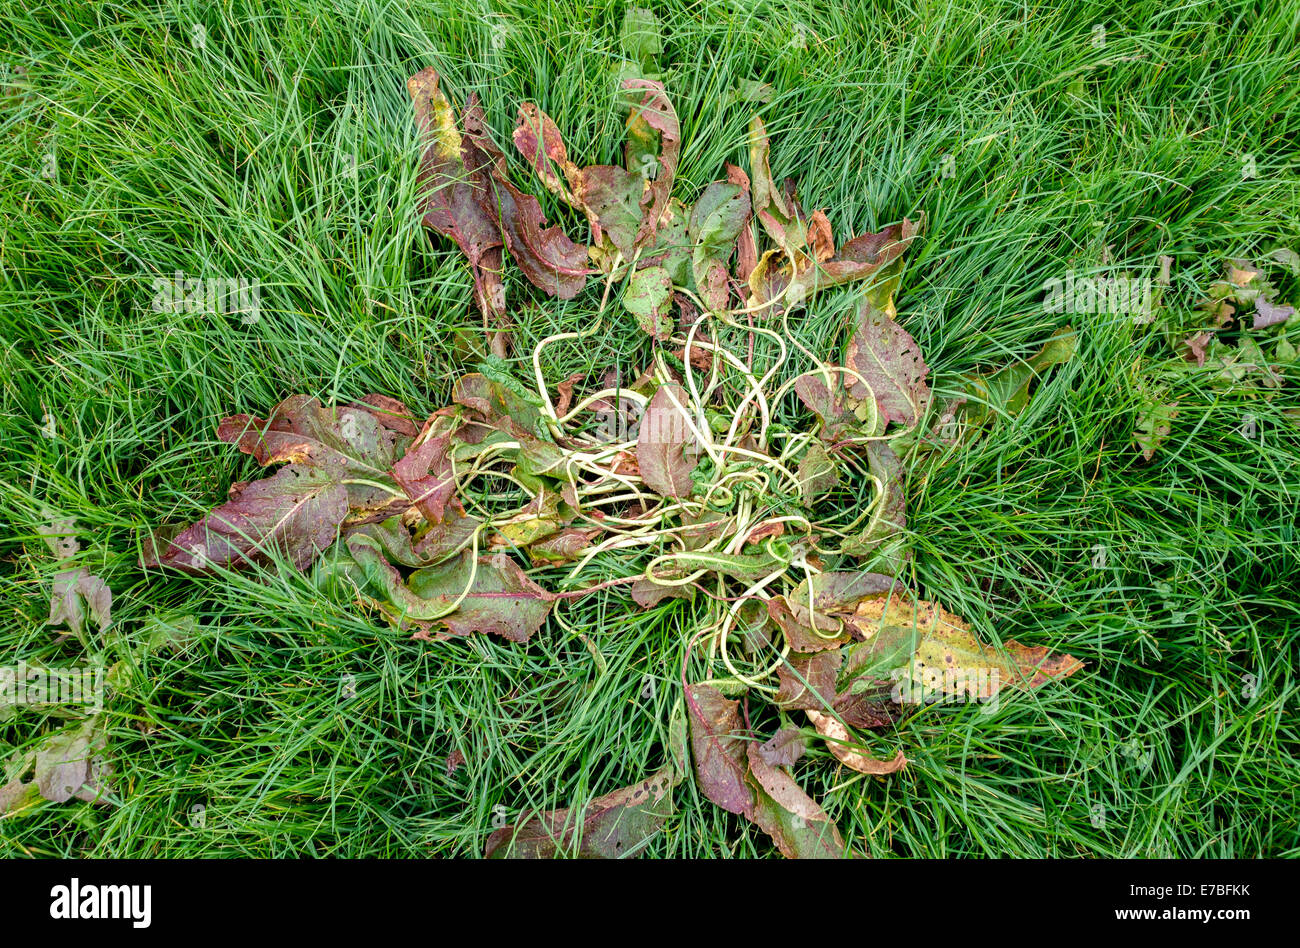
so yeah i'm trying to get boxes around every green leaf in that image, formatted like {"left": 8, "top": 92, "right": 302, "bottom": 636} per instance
{"left": 624, "top": 264, "right": 675, "bottom": 339}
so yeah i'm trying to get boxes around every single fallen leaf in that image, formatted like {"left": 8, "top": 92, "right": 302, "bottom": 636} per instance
{"left": 845, "top": 590, "right": 1085, "bottom": 696}
{"left": 636, "top": 383, "right": 699, "bottom": 497}
{"left": 806, "top": 710, "right": 907, "bottom": 775}
{"left": 34, "top": 717, "right": 113, "bottom": 805}
{"left": 685, "top": 683, "right": 754, "bottom": 817}
{"left": 845, "top": 300, "right": 931, "bottom": 429}
{"left": 141, "top": 464, "right": 349, "bottom": 574}
{"left": 746, "top": 741, "right": 845, "bottom": 859}
{"left": 407, "top": 67, "right": 508, "bottom": 342}
{"left": 485, "top": 764, "right": 676, "bottom": 858}
{"left": 624, "top": 264, "right": 675, "bottom": 339}
{"left": 1253, "top": 297, "right": 1295, "bottom": 329}
{"left": 1183, "top": 330, "right": 1214, "bottom": 367}
{"left": 38, "top": 519, "right": 112, "bottom": 639}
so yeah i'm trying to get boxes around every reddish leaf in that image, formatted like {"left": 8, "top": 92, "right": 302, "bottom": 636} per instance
{"left": 462, "top": 98, "right": 588, "bottom": 299}
{"left": 622, "top": 79, "right": 680, "bottom": 248}
{"left": 217, "top": 395, "right": 412, "bottom": 523}
{"left": 512, "top": 102, "right": 580, "bottom": 207}
{"left": 685, "top": 683, "right": 754, "bottom": 818}
{"left": 757, "top": 728, "right": 807, "bottom": 767}
{"left": 485, "top": 765, "right": 677, "bottom": 858}
{"left": 407, "top": 552, "right": 555, "bottom": 643}
{"left": 407, "top": 68, "right": 507, "bottom": 332}
{"left": 141, "top": 464, "right": 349, "bottom": 574}
{"left": 774, "top": 650, "right": 842, "bottom": 710}
{"left": 636, "top": 383, "right": 699, "bottom": 497}
{"left": 845, "top": 301, "right": 931, "bottom": 428}
{"left": 746, "top": 741, "right": 845, "bottom": 859}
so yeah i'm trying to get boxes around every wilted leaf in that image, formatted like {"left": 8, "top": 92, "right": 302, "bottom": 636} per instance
{"left": 845, "top": 300, "right": 931, "bottom": 429}
{"left": 685, "top": 683, "right": 754, "bottom": 817}
{"left": 141, "top": 464, "right": 349, "bottom": 574}
{"left": 407, "top": 67, "right": 508, "bottom": 336}
{"left": 624, "top": 264, "right": 675, "bottom": 339}
{"left": 806, "top": 710, "right": 907, "bottom": 776}
{"left": 390, "top": 416, "right": 460, "bottom": 525}
{"left": 409, "top": 551, "right": 553, "bottom": 642}
{"left": 218, "top": 395, "right": 412, "bottom": 523}
{"left": 461, "top": 99, "right": 588, "bottom": 299}
{"left": 38, "top": 519, "right": 112, "bottom": 639}
{"left": 688, "top": 181, "right": 750, "bottom": 311}
{"left": 757, "top": 727, "right": 807, "bottom": 767}
{"left": 512, "top": 103, "right": 581, "bottom": 207}
{"left": 1253, "top": 297, "right": 1295, "bottom": 329}
{"left": 34, "top": 717, "right": 113, "bottom": 805}
{"left": 485, "top": 764, "right": 677, "bottom": 858}
{"left": 623, "top": 79, "right": 680, "bottom": 248}
{"left": 575, "top": 165, "right": 646, "bottom": 258}
{"left": 637, "top": 383, "right": 699, "bottom": 497}
{"left": 746, "top": 741, "right": 845, "bottom": 858}
{"left": 774, "top": 649, "right": 842, "bottom": 710}
{"left": 846, "top": 590, "right": 1085, "bottom": 696}
{"left": 839, "top": 442, "right": 908, "bottom": 565}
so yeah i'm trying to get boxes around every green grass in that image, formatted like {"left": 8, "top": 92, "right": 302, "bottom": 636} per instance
{"left": 1, "top": 0, "right": 1298, "bottom": 857}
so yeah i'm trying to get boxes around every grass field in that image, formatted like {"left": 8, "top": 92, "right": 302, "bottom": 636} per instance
{"left": 1, "top": 0, "right": 1297, "bottom": 857}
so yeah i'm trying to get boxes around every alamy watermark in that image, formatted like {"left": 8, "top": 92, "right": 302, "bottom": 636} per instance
{"left": 151, "top": 272, "right": 262, "bottom": 323}
{"left": 1043, "top": 270, "right": 1154, "bottom": 321}
{"left": 1, "top": 662, "right": 104, "bottom": 712}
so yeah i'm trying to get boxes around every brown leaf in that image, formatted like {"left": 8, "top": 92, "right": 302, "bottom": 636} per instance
{"left": 462, "top": 98, "right": 588, "bottom": 299}
{"left": 485, "top": 765, "right": 677, "bottom": 858}
{"left": 1183, "top": 330, "right": 1214, "bottom": 367}
{"left": 767, "top": 595, "right": 850, "bottom": 652}
{"left": 774, "top": 650, "right": 842, "bottom": 710}
{"left": 38, "top": 519, "right": 112, "bottom": 638}
{"left": 217, "top": 395, "right": 412, "bottom": 523}
{"left": 142, "top": 464, "right": 349, "bottom": 574}
{"left": 623, "top": 79, "right": 680, "bottom": 248}
{"left": 636, "top": 383, "right": 699, "bottom": 498}
{"left": 746, "top": 741, "right": 845, "bottom": 859}
{"left": 845, "top": 300, "right": 931, "bottom": 428}
{"left": 34, "top": 718, "right": 113, "bottom": 805}
{"left": 794, "top": 369, "right": 867, "bottom": 443}
{"left": 808, "top": 209, "right": 835, "bottom": 262}
{"left": 685, "top": 683, "right": 754, "bottom": 817}
{"left": 390, "top": 417, "right": 460, "bottom": 525}
{"left": 408, "top": 552, "right": 555, "bottom": 643}
{"left": 805, "top": 710, "right": 907, "bottom": 776}
{"left": 756, "top": 728, "right": 807, "bottom": 767}
{"left": 407, "top": 68, "right": 507, "bottom": 332}
{"left": 1253, "top": 297, "right": 1295, "bottom": 329}
{"left": 512, "top": 102, "right": 581, "bottom": 207}
{"left": 554, "top": 372, "right": 585, "bottom": 417}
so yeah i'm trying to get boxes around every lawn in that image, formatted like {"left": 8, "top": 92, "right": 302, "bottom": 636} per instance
{"left": 1, "top": 0, "right": 1297, "bottom": 857}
